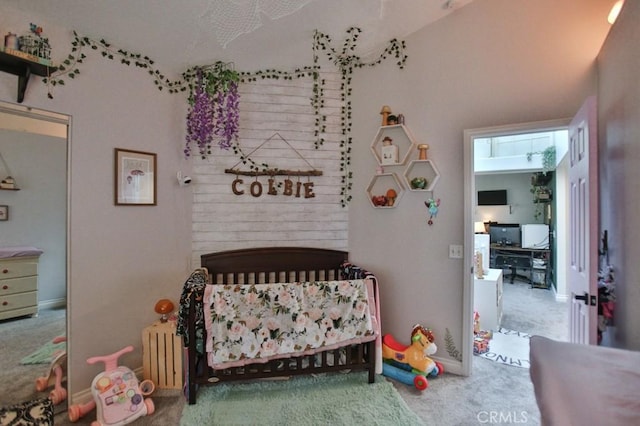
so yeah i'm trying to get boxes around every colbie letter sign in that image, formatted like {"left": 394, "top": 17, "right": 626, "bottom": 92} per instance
{"left": 231, "top": 177, "right": 315, "bottom": 199}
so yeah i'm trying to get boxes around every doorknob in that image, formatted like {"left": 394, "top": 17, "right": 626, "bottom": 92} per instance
{"left": 574, "top": 292, "right": 596, "bottom": 306}
{"left": 574, "top": 292, "right": 588, "bottom": 304}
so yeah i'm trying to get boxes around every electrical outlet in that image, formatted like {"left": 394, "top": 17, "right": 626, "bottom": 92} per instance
{"left": 449, "top": 244, "right": 463, "bottom": 259}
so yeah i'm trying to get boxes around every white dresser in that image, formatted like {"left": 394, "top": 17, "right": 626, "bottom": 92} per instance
{"left": 473, "top": 268, "right": 503, "bottom": 332}
{"left": 0, "top": 256, "right": 40, "bottom": 320}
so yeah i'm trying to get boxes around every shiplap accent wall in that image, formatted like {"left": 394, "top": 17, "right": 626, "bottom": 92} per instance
{"left": 191, "top": 71, "right": 347, "bottom": 266}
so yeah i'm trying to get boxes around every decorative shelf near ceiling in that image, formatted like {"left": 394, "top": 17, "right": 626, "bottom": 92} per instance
{"left": 0, "top": 48, "right": 57, "bottom": 103}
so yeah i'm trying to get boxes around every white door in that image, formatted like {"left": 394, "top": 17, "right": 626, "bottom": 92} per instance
{"left": 568, "top": 96, "right": 598, "bottom": 345}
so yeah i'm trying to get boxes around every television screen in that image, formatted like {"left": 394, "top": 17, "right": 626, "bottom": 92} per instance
{"left": 478, "top": 190, "right": 507, "bottom": 205}
{"left": 489, "top": 224, "right": 521, "bottom": 246}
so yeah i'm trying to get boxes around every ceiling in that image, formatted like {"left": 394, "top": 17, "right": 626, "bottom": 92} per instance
{"left": 5, "top": 0, "right": 475, "bottom": 74}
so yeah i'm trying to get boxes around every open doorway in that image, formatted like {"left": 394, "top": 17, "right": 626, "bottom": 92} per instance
{"left": 462, "top": 119, "right": 570, "bottom": 374}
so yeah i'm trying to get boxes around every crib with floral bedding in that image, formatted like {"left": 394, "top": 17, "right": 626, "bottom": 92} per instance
{"left": 177, "top": 247, "right": 381, "bottom": 404}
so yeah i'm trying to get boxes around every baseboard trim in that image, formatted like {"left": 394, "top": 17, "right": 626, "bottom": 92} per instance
{"left": 38, "top": 298, "right": 66, "bottom": 310}
{"left": 553, "top": 288, "right": 569, "bottom": 302}
{"left": 432, "top": 355, "right": 464, "bottom": 376}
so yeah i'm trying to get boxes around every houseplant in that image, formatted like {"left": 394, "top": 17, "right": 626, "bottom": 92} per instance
{"left": 531, "top": 172, "right": 552, "bottom": 220}
{"left": 526, "top": 145, "right": 556, "bottom": 174}
{"left": 527, "top": 146, "right": 556, "bottom": 221}
{"left": 184, "top": 62, "right": 240, "bottom": 159}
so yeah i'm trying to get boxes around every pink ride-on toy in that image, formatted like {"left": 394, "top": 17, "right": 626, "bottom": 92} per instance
{"left": 68, "top": 346, "right": 154, "bottom": 426}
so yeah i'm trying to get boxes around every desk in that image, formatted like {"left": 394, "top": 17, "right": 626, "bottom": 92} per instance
{"left": 490, "top": 244, "right": 550, "bottom": 289}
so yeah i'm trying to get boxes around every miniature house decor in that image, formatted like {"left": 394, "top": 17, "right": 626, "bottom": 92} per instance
{"left": 381, "top": 136, "right": 399, "bottom": 165}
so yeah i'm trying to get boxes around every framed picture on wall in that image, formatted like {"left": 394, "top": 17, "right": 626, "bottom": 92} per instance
{"left": 0, "top": 205, "right": 8, "bottom": 221}
{"left": 114, "top": 148, "right": 157, "bottom": 206}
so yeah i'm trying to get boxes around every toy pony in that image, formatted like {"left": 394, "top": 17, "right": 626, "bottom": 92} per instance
{"left": 34, "top": 336, "right": 67, "bottom": 405}
{"left": 381, "top": 324, "right": 444, "bottom": 390}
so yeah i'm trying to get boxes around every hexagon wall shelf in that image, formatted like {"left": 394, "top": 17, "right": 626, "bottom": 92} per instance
{"left": 404, "top": 160, "right": 440, "bottom": 191}
{"left": 366, "top": 172, "right": 405, "bottom": 208}
{"left": 370, "top": 125, "right": 416, "bottom": 167}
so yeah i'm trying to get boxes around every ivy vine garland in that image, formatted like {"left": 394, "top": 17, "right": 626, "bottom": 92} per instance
{"left": 44, "top": 31, "right": 189, "bottom": 97}
{"left": 312, "top": 27, "right": 407, "bottom": 206}
{"left": 44, "top": 28, "right": 407, "bottom": 207}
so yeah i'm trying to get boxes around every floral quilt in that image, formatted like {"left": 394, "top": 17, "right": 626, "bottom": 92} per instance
{"left": 203, "top": 279, "right": 377, "bottom": 369}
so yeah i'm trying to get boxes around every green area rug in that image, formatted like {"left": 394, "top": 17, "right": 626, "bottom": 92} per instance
{"left": 20, "top": 339, "right": 66, "bottom": 365}
{"left": 180, "top": 372, "right": 424, "bottom": 426}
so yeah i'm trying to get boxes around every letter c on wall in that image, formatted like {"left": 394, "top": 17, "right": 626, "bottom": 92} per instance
{"left": 232, "top": 178, "right": 244, "bottom": 195}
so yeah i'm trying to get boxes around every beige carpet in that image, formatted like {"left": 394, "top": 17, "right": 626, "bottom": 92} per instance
{"left": 1, "top": 279, "right": 567, "bottom": 425}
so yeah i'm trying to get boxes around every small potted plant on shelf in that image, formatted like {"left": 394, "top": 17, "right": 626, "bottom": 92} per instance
{"left": 531, "top": 173, "right": 552, "bottom": 220}
{"left": 410, "top": 177, "right": 427, "bottom": 189}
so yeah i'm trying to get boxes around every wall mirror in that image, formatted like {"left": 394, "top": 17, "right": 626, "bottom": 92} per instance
{"left": 0, "top": 100, "right": 70, "bottom": 409}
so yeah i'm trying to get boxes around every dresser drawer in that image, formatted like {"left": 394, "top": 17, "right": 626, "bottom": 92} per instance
{"left": 0, "top": 290, "right": 37, "bottom": 314}
{"left": 0, "top": 260, "right": 38, "bottom": 279}
{"left": 0, "top": 304, "right": 38, "bottom": 320}
{"left": 0, "top": 276, "right": 38, "bottom": 296}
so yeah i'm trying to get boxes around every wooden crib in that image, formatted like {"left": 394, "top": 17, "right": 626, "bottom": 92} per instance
{"left": 178, "top": 247, "right": 380, "bottom": 404}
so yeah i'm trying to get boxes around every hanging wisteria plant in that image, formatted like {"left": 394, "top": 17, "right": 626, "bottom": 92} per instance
{"left": 184, "top": 70, "right": 214, "bottom": 158}
{"left": 184, "top": 62, "right": 240, "bottom": 159}
{"left": 215, "top": 80, "right": 239, "bottom": 150}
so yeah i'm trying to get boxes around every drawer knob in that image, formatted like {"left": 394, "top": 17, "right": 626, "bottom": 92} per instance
{"left": 2, "top": 301, "right": 7, "bottom": 306}
{"left": 2, "top": 269, "right": 8, "bottom": 274}
{"left": 2, "top": 285, "right": 7, "bottom": 290}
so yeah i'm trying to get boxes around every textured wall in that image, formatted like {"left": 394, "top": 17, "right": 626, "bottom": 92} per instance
{"left": 190, "top": 71, "right": 347, "bottom": 265}
{"left": 349, "top": 0, "right": 612, "bottom": 372}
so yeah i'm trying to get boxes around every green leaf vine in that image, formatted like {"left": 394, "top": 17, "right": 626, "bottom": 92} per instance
{"left": 42, "top": 27, "right": 408, "bottom": 208}
{"left": 526, "top": 145, "right": 556, "bottom": 173}
{"left": 44, "top": 31, "right": 189, "bottom": 98}
{"left": 312, "top": 27, "right": 407, "bottom": 207}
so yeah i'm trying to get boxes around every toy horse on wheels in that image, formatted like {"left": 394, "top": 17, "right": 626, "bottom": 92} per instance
{"left": 34, "top": 336, "right": 67, "bottom": 405}
{"left": 382, "top": 324, "right": 444, "bottom": 390}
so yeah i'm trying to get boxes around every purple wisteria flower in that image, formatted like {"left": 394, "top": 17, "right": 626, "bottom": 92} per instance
{"left": 185, "top": 71, "right": 215, "bottom": 158}
{"left": 217, "top": 81, "right": 239, "bottom": 150}
{"left": 185, "top": 71, "right": 240, "bottom": 159}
